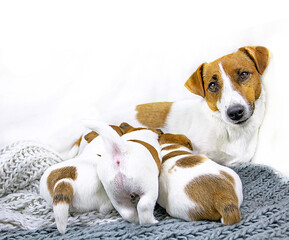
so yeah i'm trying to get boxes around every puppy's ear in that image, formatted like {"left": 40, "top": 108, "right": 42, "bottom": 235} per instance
{"left": 185, "top": 63, "right": 205, "bottom": 98}
{"left": 119, "top": 122, "right": 134, "bottom": 134}
{"left": 110, "top": 125, "right": 124, "bottom": 136}
{"left": 155, "top": 128, "right": 164, "bottom": 136}
{"left": 185, "top": 138, "right": 194, "bottom": 151}
{"left": 84, "top": 131, "right": 99, "bottom": 143}
{"left": 239, "top": 46, "right": 270, "bottom": 75}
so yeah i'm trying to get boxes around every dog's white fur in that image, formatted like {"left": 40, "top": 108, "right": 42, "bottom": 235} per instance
{"left": 84, "top": 121, "right": 161, "bottom": 224}
{"left": 217, "top": 63, "right": 252, "bottom": 123}
{"left": 158, "top": 133, "right": 243, "bottom": 224}
{"left": 40, "top": 131, "right": 113, "bottom": 234}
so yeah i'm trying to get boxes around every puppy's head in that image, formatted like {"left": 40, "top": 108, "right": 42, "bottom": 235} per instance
{"left": 185, "top": 46, "right": 270, "bottom": 125}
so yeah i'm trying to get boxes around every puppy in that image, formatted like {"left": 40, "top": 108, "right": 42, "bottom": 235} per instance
{"left": 157, "top": 133, "right": 243, "bottom": 225}
{"left": 83, "top": 121, "right": 162, "bottom": 224}
{"left": 39, "top": 125, "right": 123, "bottom": 234}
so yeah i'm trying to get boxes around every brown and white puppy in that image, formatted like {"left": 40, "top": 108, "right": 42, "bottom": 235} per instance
{"left": 101, "top": 46, "right": 270, "bottom": 166}
{"left": 157, "top": 133, "right": 243, "bottom": 225}
{"left": 39, "top": 125, "right": 123, "bottom": 234}
{"left": 83, "top": 120, "right": 162, "bottom": 225}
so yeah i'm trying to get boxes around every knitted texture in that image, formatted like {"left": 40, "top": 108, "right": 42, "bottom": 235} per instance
{"left": 0, "top": 141, "right": 288, "bottom": 239}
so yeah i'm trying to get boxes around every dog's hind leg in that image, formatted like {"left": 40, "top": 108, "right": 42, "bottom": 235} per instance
{"left": 113, "top": 197, "right": 139, "bottom": 223}
{"left": 137, "top": 191, "right": 158, "bottom": 224}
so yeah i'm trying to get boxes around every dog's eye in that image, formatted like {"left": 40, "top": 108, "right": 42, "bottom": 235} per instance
{"left": 208, "top": 81, "right": 219, "bottom": 92}
{"left": 238, "top": 71, "right": 250, "bottom": 81}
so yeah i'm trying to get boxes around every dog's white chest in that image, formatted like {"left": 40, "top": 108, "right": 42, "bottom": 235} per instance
{"left": 201, "top": 125, "right": 259, "bottom": 165}
{"left": 165, "top": 97, "right": 264, "bottom": 166}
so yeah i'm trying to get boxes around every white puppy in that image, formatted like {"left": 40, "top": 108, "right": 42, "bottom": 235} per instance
{"left": 84, "top": 121, "right": 162, "bottom": 224}
{"left": 158, "top": 133, "right": 243, "bottom": 225}
{"left": 39, "top": 125, "right": 123, "bottom": 234}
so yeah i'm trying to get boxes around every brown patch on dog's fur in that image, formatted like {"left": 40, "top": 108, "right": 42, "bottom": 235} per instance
{"left": 126, "top": 127, "right": 146, "bottom": 133}
{"left": 75, "top": 137, "right": 82, "bottom": 146}
{"left": 162, "top": 150, "right": 192, "bottom": 163}
{"left": 159, "top": 134, "right": 193, "bottom": 151}
{"left": 185, "top": 172, "right": 240, "bottom": 225}
{"left": 220, "top": 170, "right": 235, "bottom": 187}
{"left": 119, "top": 122, "right": 134, "bottom": 134}
{"left": 122, "top": 124, "right": 163, "bottom": 137}
{"left": 84, "top": 131, "right": 99, "bottom": 143}
{"left": 161, "top": 144, "right": 182, "bottom": 151}
{"left": 136, "top": 102, "right": 173, "bottom": 128}
{"left": 53, "top": 181, "right": 74, "bottom": 205}
{"left": 201, "top": 62, "right": 222, "bottom": 112}
{"left": 175, "top": 155, "right": 205, "bottom": 168}
{"left": 47, "top": 167, "right": 77, "bottom": 197}
{"left": 129, "top": 139, "right": 161, "bottom": 174}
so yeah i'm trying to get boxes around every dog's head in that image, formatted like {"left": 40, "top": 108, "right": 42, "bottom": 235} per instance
{"left": 185, "top": 46, "right": 270, "bottom": 125}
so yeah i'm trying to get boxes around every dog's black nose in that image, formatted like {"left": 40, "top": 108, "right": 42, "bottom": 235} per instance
{"left": 227, "top": 105, "right": 245, "bottom": 121}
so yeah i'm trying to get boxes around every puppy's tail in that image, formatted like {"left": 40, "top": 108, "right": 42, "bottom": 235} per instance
{"left": 83, "top": 120, "right": 127, "bottom": 163}
{"left": 215, "top": 199, "right": 241, "bottom": 225}
{"left": 52, "top": 180, "right": 74, "bottom": 234}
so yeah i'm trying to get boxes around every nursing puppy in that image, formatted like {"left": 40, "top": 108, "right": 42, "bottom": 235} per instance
{"left": 101, "top": 46, "right": 270, "bottom": 166}
{"left": 84, "top": 121, "right": 162, "bottom": 224}
{"left": 39, "top": 125, "right": 123, "bottom": 234}
{"left": 158, "top": 133, "right": 243, "bottom": 225}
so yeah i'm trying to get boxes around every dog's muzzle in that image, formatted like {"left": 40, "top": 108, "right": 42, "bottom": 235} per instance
{"left": 226, "top": 104, "right": 252, "bottom": 124}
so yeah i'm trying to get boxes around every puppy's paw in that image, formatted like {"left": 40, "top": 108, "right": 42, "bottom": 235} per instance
{"left": 151, "top": 219, "right": 159, "bottom": 224}
{"left": 99, "top": 204, "right": 114, "bottom": 215}
{"left": 139, "top": 217, "right": 158, "bottom": 225}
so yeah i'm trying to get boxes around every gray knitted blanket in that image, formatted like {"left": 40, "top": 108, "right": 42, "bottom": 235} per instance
{"left": 0, "top": 141, "right": 288, "bottom": 240}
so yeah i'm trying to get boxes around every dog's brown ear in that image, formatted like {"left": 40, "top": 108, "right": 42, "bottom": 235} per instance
{"left": 155, "top": 128, "right": 164, "bottom": 136}
{"left": 239, "top": 46, "right": 270, "bottom": 75}
{"left": 185, "top": 63, "right": 205, "bottom": 98}
{"left": 84, "top": 131, "right": 99, "bottom": 143}
{"left": 119, "top": 122, "right": 134, "bottom": 134}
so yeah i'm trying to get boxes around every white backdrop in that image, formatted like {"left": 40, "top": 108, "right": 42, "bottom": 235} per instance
{"left": 0, "top": 0, "right": 288, "bottom": 175}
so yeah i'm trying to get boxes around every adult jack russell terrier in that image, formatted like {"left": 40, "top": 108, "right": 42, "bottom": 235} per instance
{"left": 84, "top": 121, "right": 162, "bottom": 225}
{"left": 100, "top": 46, "right": 270, "bottom": 166}
{"left": 158, "top": 133, "right": 243, "bottom": 224}
{"left": 39, "top": 125, "right": 124, "bottom": 234}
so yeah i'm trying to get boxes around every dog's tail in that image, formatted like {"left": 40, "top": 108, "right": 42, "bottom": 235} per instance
{"left": 83, "top": 120, "right": 127, "bottom": 165}
{"left": 52, "top": 179, "right": 74, "bottom": 234}
{"left": 214, "top": 196, "right": 241, "bottom": 225}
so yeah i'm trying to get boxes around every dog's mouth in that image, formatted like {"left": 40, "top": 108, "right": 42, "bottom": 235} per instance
{"left": 234, "top": 118, "right": 250, "bottom": 125}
